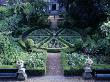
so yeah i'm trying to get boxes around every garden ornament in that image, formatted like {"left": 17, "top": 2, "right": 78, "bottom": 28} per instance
{"left": 16, "top": 60, "right": 27, "bottom": 80}
{"left": 83, "top": 57, "right": 93, "bottom": 79}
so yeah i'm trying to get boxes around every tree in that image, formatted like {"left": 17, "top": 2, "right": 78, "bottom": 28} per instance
{"left": 60, "top": 0, "right": 109, "bottom": 28}
{"left": 58, "top": 0, "right": 73, "bottom": 13}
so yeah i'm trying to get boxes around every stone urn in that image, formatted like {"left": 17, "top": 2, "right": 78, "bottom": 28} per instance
{"left": 16, "top": 60, "right": 27, "bottom": 81}
{"left": 83, "top": 57, "right": 93, "bottom": 79}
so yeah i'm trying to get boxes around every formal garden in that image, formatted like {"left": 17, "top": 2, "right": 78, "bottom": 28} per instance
{"left": 0, "top": 0, "right": 110, "bottom": 81}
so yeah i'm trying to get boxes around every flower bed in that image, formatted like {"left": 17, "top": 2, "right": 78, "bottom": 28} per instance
{"left": 25, "top": 50, "right": 47, "bottom": 76}
{"left": 61, "top": 51, "right": 87, "bottom": 76}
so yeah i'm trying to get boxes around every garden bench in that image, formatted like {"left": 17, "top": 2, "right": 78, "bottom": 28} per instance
{"left": 0, "top": 68, "right": 27, "bottom": 80}
{"left": 0, "top": 69, "right": 18, "bottom": 78}
{"left": 94, "top": 69, "right": 110, "bottom": 80}
{"left": 0, "top": 73, "right": 17, "bottom": 78}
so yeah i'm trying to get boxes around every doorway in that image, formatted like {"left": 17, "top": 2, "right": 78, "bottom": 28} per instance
{"left": 52, "top": 4, "right": 56, "bottom": 11}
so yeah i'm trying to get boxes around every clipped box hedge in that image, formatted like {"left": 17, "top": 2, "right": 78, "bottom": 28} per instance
{"left": 0, "top": 64, "right": 46, "bottom": 76}
{"left": 63, "top": 66, "right": 83, "bottom": 76}
{"left": 58, "top": 37, "right": 75, "bottom": 48}
{"left": 26, "top": 67, "right": 46, "bottom": 76}
{"left": 92, "top": 64, "right": 110, "bottom": 69}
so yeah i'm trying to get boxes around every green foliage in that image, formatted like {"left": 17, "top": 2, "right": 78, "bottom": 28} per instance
{"left": 0, "top": 65, "right": 16, "bottom": 69}
{"left": 74, "top": 39, "right": 83, "bottom": 50}
{"left": 0, "top": 14, "right": 22, "bottom": 32}
{"left": 61, "top": 51, "right": 87, "bottom": 68}
{"left": 27, "top": 69, "right": 45, "bottom": 76}
{"left": 27, "top": 12, "right": 48, "bottom": 27}
{"left": 0, "top": 6, "right": 14, "bottom": 20}
{"left": 0, "top": 6, "right": 7, "bottom": 13}
{"left": 25, "top": 39, "right": 35, "bottom": 47}
{"left": 14, "top": 4, "right": 24, "bottom": 14}
{"left": 0, "top": 34, "right": 19, "bottom": 65}
{"left": 92, "top": 64, "right": 110, "bottom": 69}
{"left": 32, "top": 0, "right": 47, "bottom": 11}
{"left": 66, "top": 53, "right": 87, "bottom": 67}
{"left": 96, "top": 38, "right": 109, "bottom": 49}
{"left": 100, "top": 21, "right": 110, "bottom": 38}
{"left": 82, "top": 35, "right": 110, "bottom": 64}
{"left": 0, "top": 6, "right": 7, "bottom": 20}
{"left": 83, "top": 36, "right": 97, "bottom": 49}
{"left": 4, "top": 7, "right": 14, "bottom": 17}
{"left": 25, "top": 39, "right": 35, "bottom": 51}
{"left": 64, "top": 66, "right": 83, "bottom": 76}
{"left": 61, "top": 0, "right": 108, "bottom": 28}
{"left": 26, "top": 51, "right": 47, "bottom": 69}
{"left": 23, "top": 2, "right": 33, "bottom": 15}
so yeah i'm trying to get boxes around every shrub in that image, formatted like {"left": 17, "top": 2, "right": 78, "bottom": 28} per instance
{"left": 0, "top": 34, "right": 21, "bottom": 65}
{"left": 64, "top": 67, "right": 83, "bottom": 76}
{"left": 0, "top": 14, "right": 22, "bottom": 32}
{"left": 25, "top": 39, "right": 34, "bottom": 47}
{"left": 23, "top": 2, "right": 33, "bottom": 15}
{"left": 74, "top": 39, "right": 83, "bottom": 50}
{"left": 0, "top": 6, "right": 7, "bottom": 20}
{"left": 92, "top": 64, "right": 110, "bottom": 69}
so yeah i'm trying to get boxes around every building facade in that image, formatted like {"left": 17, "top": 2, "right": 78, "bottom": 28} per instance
{"left": 44, "top": 0, "right": 60, "bottom": 15}
{"left": 0, "top": 0, "right": 64, "bottom": 15}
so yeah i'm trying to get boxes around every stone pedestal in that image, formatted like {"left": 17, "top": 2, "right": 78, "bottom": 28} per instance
{"left": 17, "top": 68, "right": 27, "bottom": 81}
{"left": 83, "top": 72, "right": 92, "bottom": 79}
{"left": 83, "top": 66, "right": 92, "bottom": 79}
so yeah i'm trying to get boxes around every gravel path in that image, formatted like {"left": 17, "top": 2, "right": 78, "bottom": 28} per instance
{"left": 47, "top": 53, "right": 62, "bottom": 75}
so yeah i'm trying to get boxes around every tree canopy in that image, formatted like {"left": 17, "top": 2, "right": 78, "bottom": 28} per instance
{"left": 59, "top": 0, "right": 110, "bottom": 28}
